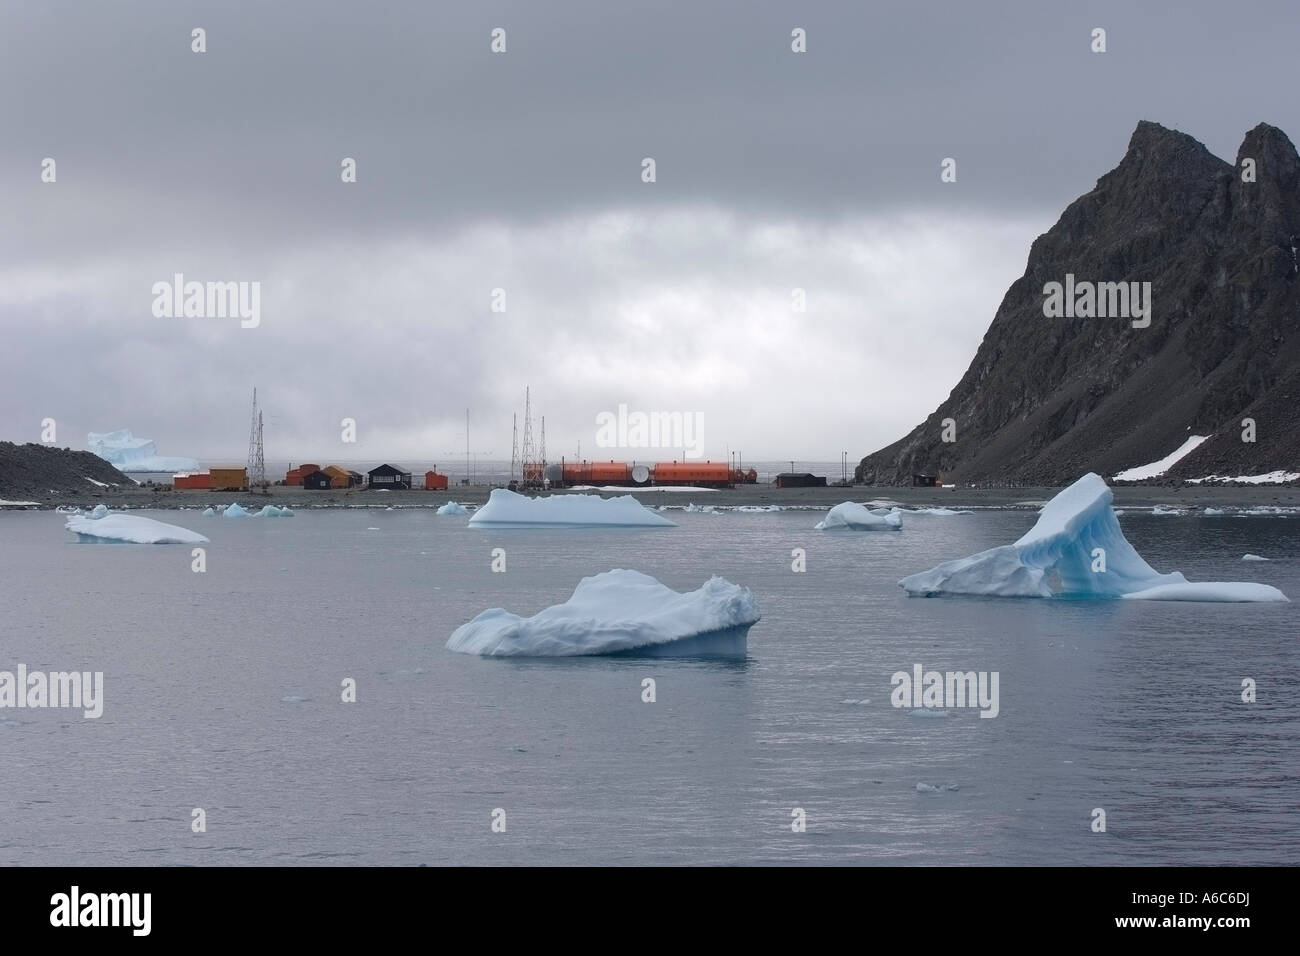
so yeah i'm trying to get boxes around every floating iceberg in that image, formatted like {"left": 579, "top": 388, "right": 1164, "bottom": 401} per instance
{"left": 65, "top": 508, "right": 208, "bottom": 544}
{"left": 254, "top": 505, "right": 293, "bottom": 517}
{"left": 202, "top": 507, "right": 216, "bottom": 516}
{"left": 467, "top": 489, "right": 675, "bottom": 528}
{"left": 899, "top": 473, "right": 1287, "bottom": 602}
{"left": 222, "top": 503, "right": 251, "bottom": 517}
{"left": 87, "top": 428, "right": 199, "bottom": 473}
{"left": 815, "top": 502, "right": 903, "bottom": 531}
{"left": 1242, "top": 554, "right": 1270, "bottom": 561}
{"left": 446, "top": 569, "right": 759, "bottom": 657}
{"left": 902, "top": 507, "right": 973, "bottom": 516}
{"left": 436, "top": 501, "right": 469, "bottom": 516}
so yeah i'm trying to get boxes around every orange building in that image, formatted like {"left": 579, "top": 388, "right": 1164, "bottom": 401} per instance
{"left": 285, "top": 464, "right": 321, "bottom": 486}
{"left": 322, "top": 465, "right": 354, "bottom": 489}
{"left": 424, "top": 470, "right": 449, "bottom": 490}
{"left": 173, "top": 472, "right": 211, "bottom": 490}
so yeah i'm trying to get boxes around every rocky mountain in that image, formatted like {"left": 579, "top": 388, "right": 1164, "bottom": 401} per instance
{"left": 858, "top": 121, "right": 1300, "bottom": 486}
{"left": 0, "top": 442, "right": 132, "bottom": 498}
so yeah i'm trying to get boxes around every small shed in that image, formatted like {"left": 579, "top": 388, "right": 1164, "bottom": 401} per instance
{"left": 302, "top": 469, "right": 333, "bottom": 490}
{"left": 285, "top": 464, "right": 321, "bottom": 486}
{"left": 773, "top": 472, "right": 827, "bottom": 488}
{"left": 424, "top": 469, "right": 449, "bottom": 490}
{"left": 367, "top": 464, "right": 412, "bottom": 490}
{"left": 173, "top": 472, "right": 211, "bottom": 490}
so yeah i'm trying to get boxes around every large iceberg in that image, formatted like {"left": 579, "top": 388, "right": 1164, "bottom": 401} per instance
{"left": 468, "top": 489, "right": 675, "bottom": 528}
{"left": 899, "top": 473, "right": 1287, "bottom": 602}
{"left": 447, "top": 569, "right": 759, "bottom": 657}
{"left": 815, "top": 502, "right": 903, "bottom": 531}
{"left": 88, "top": 429, "right": 199, "bottom": 473}
{"left": 65, "top": 506, "right": 208, "bottom": 544}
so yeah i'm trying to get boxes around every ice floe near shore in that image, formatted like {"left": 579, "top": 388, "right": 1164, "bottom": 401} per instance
{"left": 899, "top": 473, "right": 1287, "bottom": 602}
{"left": 815, "top": 502, "right": 902, "bottom": 531}
{"left": 205, "top": 502, "right": 293, "bottom": 518}
{"left": 436, "top": 501, "right": 470, "bottom": 516}
{"left": 468, "top": 488, "right": 675, "bottom": 527}
{"left": 65, "top": 507, "right": 208, "bottom": 544}
{"left": 447, "top": 569, "right": 758, "bottom": 657}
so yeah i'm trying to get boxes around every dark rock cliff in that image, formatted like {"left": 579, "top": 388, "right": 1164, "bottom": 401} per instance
{"left": 858, "top": 121, "right": 1300, "bottom": 485}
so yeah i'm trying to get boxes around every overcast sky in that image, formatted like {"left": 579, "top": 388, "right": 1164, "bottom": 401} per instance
{"left": 2, "top": 0, "right": 1296, "bottom": 465}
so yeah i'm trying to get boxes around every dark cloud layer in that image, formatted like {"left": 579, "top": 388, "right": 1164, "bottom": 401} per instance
{"left": 2, "top": 1, "right": 1295, "bottom": 460}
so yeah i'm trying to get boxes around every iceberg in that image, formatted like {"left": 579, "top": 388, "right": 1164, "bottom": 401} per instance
{"left": 65, "top": 508, "right": 208, "bottom": 544}
{"left": 447, "top": 569, "right": 759, "bottom": 657}
{"left": 899, "top": 473, "right": 1287, "bottom": 602}
{"left": 815, "top": 502, "right": 903, "bottom": 531}
{"left": 436, "top": 501, "right": 470, "bottom": 516}
{"left": 87, "top": 429, "right": 199, "bottom": 473}
{"left": 468, "top": 489, "right": 675, "bottom": 528}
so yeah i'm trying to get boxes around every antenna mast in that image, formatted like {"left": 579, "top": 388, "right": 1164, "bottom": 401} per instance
{"left": 247, "top": 387, "right": 266, "bottom": 489}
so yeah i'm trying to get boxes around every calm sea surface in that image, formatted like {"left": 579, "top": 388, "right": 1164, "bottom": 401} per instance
{"left": 1, "top": 504, "right": 1296, "bottom": 865}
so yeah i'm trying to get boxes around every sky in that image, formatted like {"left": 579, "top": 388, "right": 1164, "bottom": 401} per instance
{"left": 2, "top": 0, "right": 1296, "bottom": 466}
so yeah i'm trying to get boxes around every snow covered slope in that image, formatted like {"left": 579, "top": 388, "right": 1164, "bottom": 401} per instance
{"left": 447, "top": 569, "right": 758, "bottom": 656}
{"left": 899, "top": 473, "right": 1287, "bottom": 602}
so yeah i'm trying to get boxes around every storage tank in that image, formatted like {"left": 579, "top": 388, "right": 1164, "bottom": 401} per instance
{"left": 631, "top": 464, "right": 650, "bottom": 486}
{"left": 589, "top": 461, "right": 632, "bottom": 484}
{"left": 651, "top": 461, "right": 733, "bottom": 487}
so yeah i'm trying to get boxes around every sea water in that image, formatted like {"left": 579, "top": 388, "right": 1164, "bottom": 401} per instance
{"left": 0, "top": 507, "right": 1295, "bottom": 865}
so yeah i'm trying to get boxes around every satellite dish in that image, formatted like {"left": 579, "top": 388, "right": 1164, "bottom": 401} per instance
{"left": 631, "top": 464, "right": 650, "bottom": 485}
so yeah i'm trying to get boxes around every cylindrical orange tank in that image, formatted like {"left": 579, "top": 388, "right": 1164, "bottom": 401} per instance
{"left": 588, "top": 461, "right": 632, "bottom": 484}
{"left": 652, "top": 461, "right": 732, "bottom": 487}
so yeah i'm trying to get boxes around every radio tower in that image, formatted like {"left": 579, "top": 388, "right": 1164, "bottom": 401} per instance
{"left": 247, "top": 387, "right": 266, "bottom": 489}
{"left": 520, "top": 387, "right": 541, "bottom": 487}
{"left": 510, "top": 413, "right": 518, "bottom": 483}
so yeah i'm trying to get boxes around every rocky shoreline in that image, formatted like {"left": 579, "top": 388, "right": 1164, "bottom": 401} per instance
{"left": 5, "top": 481, "right": 1300, "bottom": 512}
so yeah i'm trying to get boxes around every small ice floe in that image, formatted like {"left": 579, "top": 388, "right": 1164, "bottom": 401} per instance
{"left": 436, "top": 501, "right": 469, "bottom": 516}
{"left": 468, "top": 489, "right": 675, "bottom": 528}
{"left": 815, "top": 502, "right": 902, "bottom": 531}
{"left": 1241, "top": 554, "right": 1270, "bottom": 561}
{"left": 840, "top": 698, "right": 872, "bottom": 706}
{"left": 1204, "top": 507, "right": 1226, "bottom": 516}
{"left": 916, "top": 782, "right": 960, "bottom": 793}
